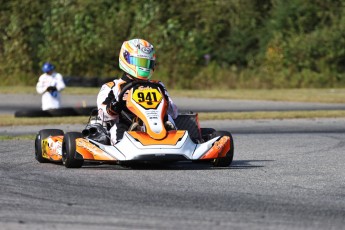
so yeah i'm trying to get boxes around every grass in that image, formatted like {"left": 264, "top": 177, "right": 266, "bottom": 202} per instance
{"left": 198, "top": 110, "right": 345, "bottom": 120}
{"left": 0, "top": 86, "right": 344, "bottom": 128}
{"left": 0, "top": 115, "right": 88, "bottom": 126}
{"left": 1, "top": 110, "right": 345, "bottom": 140}
{"left": 0, "top": 86, "right": 100, "bottom": 95}
{"left": 1, "top": 86, "right": 345, "bottom": 103}
{"left": 1, "top": 110, "right": 345, "bottom": 127}
{"left": 172, "top": 88, "right": 345, "bottom": 103}
{"left": 0, "top": 134, "right": 35, "bottom": 140}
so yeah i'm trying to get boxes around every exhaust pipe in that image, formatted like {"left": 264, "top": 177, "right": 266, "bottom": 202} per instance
{"left": 89, "top": 127, "right": 97, "bottom": 135}
{"left": 82, "top": 129, "right": 90, "bottom": 137}
{"left": 82, "top": 127, "right": 98, "bottom": 137}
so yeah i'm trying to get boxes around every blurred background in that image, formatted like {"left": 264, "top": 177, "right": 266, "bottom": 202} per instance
{"left": 0, "top": 0, "right": 344, "bottom": 89}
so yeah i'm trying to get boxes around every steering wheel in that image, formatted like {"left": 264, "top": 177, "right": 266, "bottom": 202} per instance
{"left": 117, "top": 81, "right": 169, "bottom": 126}
{"left": 117, "top": 81, "right": 169, "bottom": 103}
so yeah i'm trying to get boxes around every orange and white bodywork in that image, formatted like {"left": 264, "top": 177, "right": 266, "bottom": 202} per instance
{"left": 40, "top": 130, "right": 232, "bottom": 163}
{"left": 75, "top": 138, "right": 117, "bottom": 161}
{"left": 69, "top": 82, "right": 231, "bottom": 162}
{"left": 126, "top": 84, "right": 168, "bottom": 140}
{"left": 39, "top": 81, "right": 232, "bottom": 164}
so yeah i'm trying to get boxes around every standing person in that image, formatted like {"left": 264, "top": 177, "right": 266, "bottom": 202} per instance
{"left": 97, "top": 38, "right": 178, "bottom": 145}
{"left": 36, "top": 62, "right": 66, "bottom": 110}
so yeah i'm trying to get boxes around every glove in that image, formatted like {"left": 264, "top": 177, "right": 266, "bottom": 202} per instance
{"left": 46, "top": 86, "right": 57, "bottom": 92}
{"left": 51, "top": 91, "right": 58, "bottom": 98}
{"left": 106, "top": 100, "right": 125, "bottom": 116}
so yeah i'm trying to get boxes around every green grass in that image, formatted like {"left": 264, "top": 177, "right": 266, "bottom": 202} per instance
{"left": 1, "top": 86, "right": 345, "bottom": 103}
{"left": 1, "top": 110, "right": 345, "bottom": 140}
{"left": 1, "top": 86, "right": 344, "bottom": 127}
{"left": 0, "top": 115, "right": 88, "bottom": 126}
{"left": 1, "top": 110, "right": 345, "bottom": 127}
{"left": 0, "top": 86, "right": 100, "bottom": 95}
{"left": 198, "top": 110, "right": 345, "bottom": 120}
{"left": 172, "top": 88, "right": 345, "bottom": 103}
{"left": 0, "top": 134, "right": 35, "bottom": 140}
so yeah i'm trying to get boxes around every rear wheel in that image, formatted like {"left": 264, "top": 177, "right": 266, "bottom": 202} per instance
{"left": 174, "top": 113, "right": 202, "bottom": 142}
{"left": 211, "top": 131, "right": 234, "bottom": 167}
{"left": 62, "top": 132, "right": 84, "bottom": 168}
{"left": 35, "top": 129, "right": 64, "bottom": 163}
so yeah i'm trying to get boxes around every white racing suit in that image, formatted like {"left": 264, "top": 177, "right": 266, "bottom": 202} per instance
{"left": 97, "top": 77, "right": 178, "bottom": 145}
{"left": 36, "top": 72, "right": 66, "bottom": 110}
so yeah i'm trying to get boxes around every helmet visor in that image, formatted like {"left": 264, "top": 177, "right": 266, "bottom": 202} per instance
{"left": 128, "top": 56, "right": 155, "bottom": 69}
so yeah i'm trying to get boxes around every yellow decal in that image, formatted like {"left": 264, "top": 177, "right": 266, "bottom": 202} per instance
{"left": 42, "top": 136, "right": 63, "bottom": 161}
{"left": 42, "top": 139, "right": 49, "bottom": 158}
{"left": 132, "top": 87, "right": 163, "bottom": 109}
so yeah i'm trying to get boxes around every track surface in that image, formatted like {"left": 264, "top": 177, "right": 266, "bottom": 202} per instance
{"left": 2, "top": 93, "right": 345, "bottom": 114}
{"left": 1, "top": 94, "right": 345, "bottom": 229}
{"left": 1, "top": 120, "right": 345, "bottom": 230}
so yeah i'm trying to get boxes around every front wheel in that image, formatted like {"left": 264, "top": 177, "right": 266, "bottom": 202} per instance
{"left": 211, "top": 131, "right": 234, "bottom": 167}
{"left": 35, "top": 129, "right": 64, "bottom": 163}
{"left": 62, "top": 132, "right": 84, "bottom": 168}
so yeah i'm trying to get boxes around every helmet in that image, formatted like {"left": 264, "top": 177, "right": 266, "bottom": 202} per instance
{"left": 41, "top": 62, "right": 55, "bottom": 73}
{"left": 119, "top": 39, "right": 156, "bottom": 80}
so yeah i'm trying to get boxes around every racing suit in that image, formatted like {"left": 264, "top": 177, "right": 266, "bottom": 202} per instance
{"left": 97, "top": 75, "right": 178, "bottom": 145}
{"left": 36, "top": 72, "right": 66, "bottom": 110}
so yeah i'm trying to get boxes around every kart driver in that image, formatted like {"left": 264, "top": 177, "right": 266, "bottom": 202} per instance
{"left": 36, "top": 62, "right": 66, "bottom": 111}
{"left": 97, "top": 38, "right": 178, "bottom": 145}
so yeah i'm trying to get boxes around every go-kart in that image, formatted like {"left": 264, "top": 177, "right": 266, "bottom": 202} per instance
{"left": 34, "top": 81, "right": 234, "bottom": 168}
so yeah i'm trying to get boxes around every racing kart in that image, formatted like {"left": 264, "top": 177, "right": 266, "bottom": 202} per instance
{"left": 34, "top": 81, "right": 234, "bottom": 168}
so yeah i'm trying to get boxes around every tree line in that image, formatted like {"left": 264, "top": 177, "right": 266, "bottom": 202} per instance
{"left": 1, "top": 0, "right": 344, "bottom": 88}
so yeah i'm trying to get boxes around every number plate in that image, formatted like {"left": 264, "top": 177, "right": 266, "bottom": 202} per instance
{"left": 132, "top": 87, "right": 163, "bottom": 109}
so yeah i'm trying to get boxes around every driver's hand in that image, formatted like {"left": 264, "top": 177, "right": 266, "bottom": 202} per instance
{"left": 46, "top": 86, "right": 57, "bottom": 92}
{"left": 106, "top": 100, "right": 125, "bottom": 116}
{"left": 122, "top": 90, "right": 129, "bottom": 101}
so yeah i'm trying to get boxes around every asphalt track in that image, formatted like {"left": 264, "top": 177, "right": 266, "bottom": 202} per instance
{"left": 1, "top": 94, "right": 345, "bottom": 229}
{"left": 2, "top": 93, "right": 345, "bottom": 114}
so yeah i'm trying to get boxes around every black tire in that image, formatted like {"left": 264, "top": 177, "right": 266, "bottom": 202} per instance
{"left": 15, "top": 109, "right": 51, "bottom": 117}
{"left": 35, "top": 129, "right": 64, "bottom": 163}
{"left": 211, "top": 131, "right": 234, "bottom": 167}
{"left": 73, "top": 107, "right": 96, "bottom": 116}
{"left": 48, "top": 108, "right": 78, "bottom": 116}
{"left": 62, "top": 132, "right": 84, "bottom": 168}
